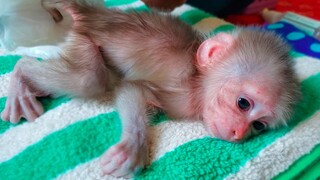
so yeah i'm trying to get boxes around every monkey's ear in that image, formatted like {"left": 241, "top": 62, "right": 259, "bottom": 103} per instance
{"left": 196, "top": 33, "right": 235, "bottom": 67}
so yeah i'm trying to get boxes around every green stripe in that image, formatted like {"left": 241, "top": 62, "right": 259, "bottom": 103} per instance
{"left": 136, "top": 73, "right": 320, "bottom": 179}
{"left": 179, "top": 9, "right": 213, "bottom": 25}
{"left": 0, "top": 74, "right": 318, "bottom": 179}
{"left": 209, "top": 24, "right": 236, "bottom": 37}
{"left": 298, "top": 159, "right": 320, "bottom": 179}
{"left": 0, "top": 55, "right": 70, "bottom": 134}
{"left": 151, "top": 111, "right": 168, "bottom": 125}
{"left": 0, "top": 5, "right": 319, "bottom": 179}
{"left": 274, "top": 144, "right": 320, "bottom": 179}
{"left": 0, "top": 55, "right": 21, "bottom": 74}
{"left": 0, "top": 96, "right": 70, "bottom": 134}
{"left": 0, "top": 112, "right": 121, "bottom": 180}
{"left": 125, "top": 5, "right": 150, "bottom": 13}
{"left": 104, "top": 0, "right": 138, "bottom": 7}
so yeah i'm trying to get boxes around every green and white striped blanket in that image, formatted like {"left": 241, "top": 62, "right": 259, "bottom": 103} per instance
{"left": 0, "top": 0, "right": 320, "bottom": 179}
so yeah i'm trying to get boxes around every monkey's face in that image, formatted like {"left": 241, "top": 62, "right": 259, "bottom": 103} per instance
{"left": 202, "top": 78, "right": 279, "bottom": 142}
{"left": 196, "top": 31, "right": 297, "bottom": 142}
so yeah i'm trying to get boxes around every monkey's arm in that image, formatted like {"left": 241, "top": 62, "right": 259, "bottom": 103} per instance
{"left": 101, "top": 81, "right": 158, "bottom": 178}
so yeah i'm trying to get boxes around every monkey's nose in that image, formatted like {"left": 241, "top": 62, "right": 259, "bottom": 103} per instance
{"left": 232, "top": 127, "right": 248, "bottom": 141}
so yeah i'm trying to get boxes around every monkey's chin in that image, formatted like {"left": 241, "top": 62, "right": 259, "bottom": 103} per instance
{"left": 205, "top": 122, "right": 226, "bottom": 141}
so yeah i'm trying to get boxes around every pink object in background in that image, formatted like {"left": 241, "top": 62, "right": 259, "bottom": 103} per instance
{"left": 243, "top": 0, "right": 278, "bottom": 14}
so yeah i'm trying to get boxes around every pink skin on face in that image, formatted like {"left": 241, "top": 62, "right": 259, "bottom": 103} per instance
{"left": 203, "top": 78, "right": 278, "bottom": 142}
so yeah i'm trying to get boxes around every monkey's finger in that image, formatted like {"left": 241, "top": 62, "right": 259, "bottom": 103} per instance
{"left": 102, "top": 152, "right": 129, "bottom": 175}
{"left": 29, "top": 97, "right": 44, "bottom": 117}
{"left": 101, "top": 161, "right": 118, "bottom": 175}
{"left": 1, "top": 108, "right": 10, "bottom": 121}
{"left": 20, "top": 97, "right": 38, "bottom": 121}
{"left": 1, "top": 99, "right": 11, "bottom": 121}
{"left": 10, "top": 98, "right": 21, "bottom": 124}
{"left": 112, "top": 170, "right": 133, "bottom": 179}
{"left": 100, "top": 152, "right": 113, "bottom": 166}
{"left": 22, "top": 84, "right": 44, "bottom": 117}
{"left": 101, "top": 144, "right": 125, "bottom": 165}
{"left": 103, "top": 162, "right": 129, "bottom": 178}
{"left": 111, "top": 160, "right": 135, "bottom": 178}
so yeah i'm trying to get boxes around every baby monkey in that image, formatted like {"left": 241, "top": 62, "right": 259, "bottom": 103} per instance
{"left": 1, "top": 0, "right": 300, "bottom": 178}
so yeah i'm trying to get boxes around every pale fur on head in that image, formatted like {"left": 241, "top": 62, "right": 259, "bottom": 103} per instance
{"left": 198, "top": 27, "right": 300, "bottom": 128}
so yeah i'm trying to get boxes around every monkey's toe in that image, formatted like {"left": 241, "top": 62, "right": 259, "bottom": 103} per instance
{"left": 1, "top": 95, "right": 44, "bottom": 124}
{"left": 100, "top": 141, "right": 146, "bottom": 178}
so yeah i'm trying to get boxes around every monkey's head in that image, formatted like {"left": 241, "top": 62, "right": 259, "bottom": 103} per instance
{"left": 196, "top": 28, "right": 300, "bottom": 142}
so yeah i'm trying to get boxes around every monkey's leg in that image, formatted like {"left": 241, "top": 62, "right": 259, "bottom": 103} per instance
{"left": 101, "top": 81, "right": 158, "bottom": 178}
{"left": 1, "top": 58, "right": 46, "bottom": 123}
{"left": 1, "top": 35, "right": 117, "bottom": 123}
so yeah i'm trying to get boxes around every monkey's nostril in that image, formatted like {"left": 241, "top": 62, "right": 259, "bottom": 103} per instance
{"left": 231, "top": 130, "right": 241, "bottom": 141}
{"left": 233, "top": 129, "right": 246, "bottom": 141}
{"left": 232, "top": 130, "right": 236, "bottom": 136}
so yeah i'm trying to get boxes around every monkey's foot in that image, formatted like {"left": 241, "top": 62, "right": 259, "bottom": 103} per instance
{"left": 1, "top": 70, "right": 44, "bottom": 124}
{"left": 1, "top": 95, "right": 44, "bottom": 124}
{"left": 100, "top": 139, "right": 148, "bottom": 178}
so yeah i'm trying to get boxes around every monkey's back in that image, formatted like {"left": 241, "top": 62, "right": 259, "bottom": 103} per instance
{"left": 73, "top": 7, "right": 202, "bottom": 88}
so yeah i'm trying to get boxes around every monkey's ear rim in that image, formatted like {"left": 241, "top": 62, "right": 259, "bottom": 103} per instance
{"left": 196, "top": 33, "right": 235, "bottom": 68}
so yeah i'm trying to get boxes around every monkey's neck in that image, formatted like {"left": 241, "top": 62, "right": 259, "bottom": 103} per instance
{"left": 153, "top": 78, "right": 201, "bottom": 120}
{"left": 185, "top": 75, "right": 204, "bottom": 120}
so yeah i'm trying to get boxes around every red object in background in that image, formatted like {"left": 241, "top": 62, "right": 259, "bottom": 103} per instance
{"left": 226, "top": 14, "right": 265, "bottom": 25}
{"left": 276, "top": 0, "right": 320, "bottom": 21}
{"left": 225, "top": 0, "right": 320, "bottom": 26}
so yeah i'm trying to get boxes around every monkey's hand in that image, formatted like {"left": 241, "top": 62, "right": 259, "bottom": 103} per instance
{"left": 100, "top": 135, "right": 148, "bottom": 178}
{"left": 1, "top": 70, "right": 44, "bottom": 124}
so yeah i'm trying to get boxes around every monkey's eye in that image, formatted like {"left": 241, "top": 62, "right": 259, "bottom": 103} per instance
{"left": 252, "top": 121, "right": 267, "bottom": 131}
{"left": 237, "top": 97, "right": 250, "bottom": 111}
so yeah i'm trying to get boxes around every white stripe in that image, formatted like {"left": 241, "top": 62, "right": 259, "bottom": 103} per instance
{"left": 193, "top": 17, "right": 231, "bottom": 34}
{"left": 57, "top": 158, "right": 128, "bottom": 180}
{"left": 226, "top": 111, "right": 320, "bottom": 180}
{"left": 53, "top": 58, "right": 320, "bottom": 178}
{"left": 149, "top": 119, "right": 209, "bottom": 160}
{"left": 0, "top": 73, "right": 10, "bottom": 98}
{"left": 294, "top": 56, "right": 320, "bottom": 81}
{"left": 52, "top": 111, "right": 320, "bottom": 179}
{"left": 171, "top": 4, "right": 195, "bottom": 16}
{"left": 108, "top": 1, "right": 145, "bottom": 10}
{"left": 0, "top": 98, "right": 114, "bottom": 163}
{"left": 56, "top": 119, "right": 209, "bottom": 179}
{"left": 10, "top": 46, "right": 61, "bottom": 59}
